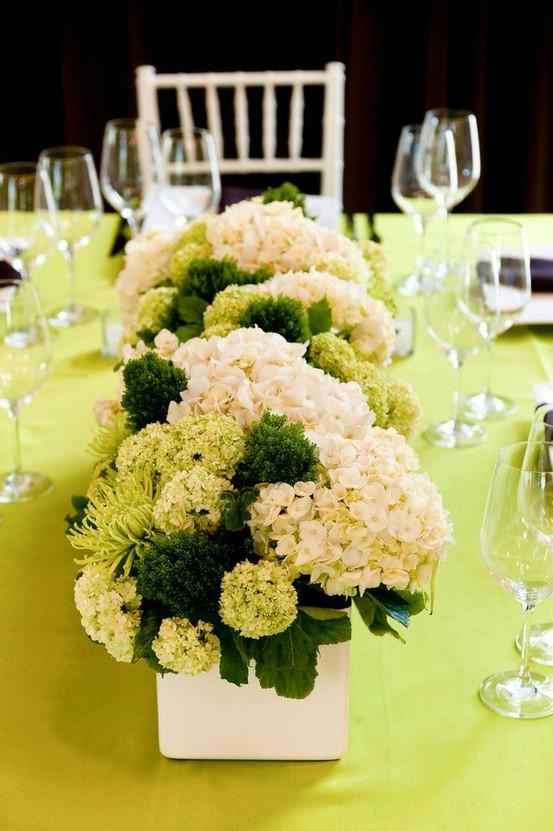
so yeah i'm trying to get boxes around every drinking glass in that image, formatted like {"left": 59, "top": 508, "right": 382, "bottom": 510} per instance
{"left": 462, "top": 219, "right": 531, "bottom": 420}
{"left": 160, "top": 127, "right": 221, "bottom": 225}
{"left": 391, "top": 125, "right": 438, "bottom": 295}
{"left": 37, "top": 146, "right": 102, "bottom": 328}
{"left": 416, "top": 109, "right": 480, "bottom": 269}
{"left": 0, "top": 162, "right": 41, "bottom": 278}
{"left": 101, "top": 118, "right": 162, "bottom": 237}
{"left": 0, "top": 279, "right": 52, "bottom": 502}
{"left": 423, "top": 266, "right": 485, "bottom": 448}
{"left": 480, "top": 442, "right": 553, "bottom": 718}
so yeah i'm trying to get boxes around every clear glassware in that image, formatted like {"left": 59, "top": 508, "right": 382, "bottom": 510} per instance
{"left": 0, "top": 279, "right": 52, "bottom": 502}
{"left": 101, "top": 118, "right": 162, "bottom": 238}
{"left": 423, "top": 265, "right": 486, "bottom": 448}
{"left": 0, "top": 162, "right": 39, "bottom": 277}
{"left": 160, "top": 127, "right": 221, "bottom": 226}
{"left": 391, "top": 124, "right": 438, "bottom": 295}
{"left": 37, "top": 146, "right": 102, "bottom": 328}
{"left": 480, "top": 441, "right": 553, "bottom": 719}
{"left": 416, "top": 109, "right": 480, "bottom": 269}
{"left": 462, "top": 219, "right": 531, "bottom": 420}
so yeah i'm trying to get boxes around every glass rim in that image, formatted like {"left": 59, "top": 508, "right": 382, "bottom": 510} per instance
{"left": 39, "top": 145, "right": 93, "bottom": 160}
{"left": 426, "top": 107, "right": 476, "bottom": 120}
{"left": 497, "top": 442, "right": 553, "bottom": 471}
{"left": 0, "top": 161, "right": 37, "bottom": 177}
{"left": 106, "top": 118, "right": 140, "bottom": 129}
{"left": 162, "top": 126, "right": 211, "bottom": 139}
{"left": 468, "top": 217, "right": 524, "bottom": 233}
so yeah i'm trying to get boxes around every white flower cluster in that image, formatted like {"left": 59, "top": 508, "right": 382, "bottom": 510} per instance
{"left": 74, "top": 564, "right": 142, "bottom": 662}
{"left": 152, "top": 618, "right": 220, "bottom": 674}
{"left": 205, "top": 200, "right": 370, "bottom": 285}
{"left": 249, "top": 428, "right": 451, "bottom": 596}
{"left": 167, "top": 328, "right": 375, "bottom": 439}
{"left": 117, "top": 228, "right": 179, "bottom": 331}
{"left": 253, "top": 269, "right": 395, "bottom": 363}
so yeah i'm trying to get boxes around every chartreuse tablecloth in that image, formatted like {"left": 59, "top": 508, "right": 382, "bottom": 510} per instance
{"left": 2, "top": 213, "right": 553, "bottom": 831}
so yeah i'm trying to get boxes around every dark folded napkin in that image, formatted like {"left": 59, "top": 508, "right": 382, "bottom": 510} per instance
{"left": 530, "top": 258, "right": 553, "bottom": 293}
{"left": 480, "top": 257, "right": 553, "bottom": 293}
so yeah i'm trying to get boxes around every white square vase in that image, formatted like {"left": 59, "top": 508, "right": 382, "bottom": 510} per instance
{"left": 156, "top": 641, "right": 350, "bottom": 760}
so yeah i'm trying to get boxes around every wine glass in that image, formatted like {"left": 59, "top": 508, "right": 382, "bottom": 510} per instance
{"left": 160, "top": 127, "right": 221, "bottom": 225}
{"left": 0, "top": 162, "right": 40, "bottom": 278}
{"left": 480, "top": 441, "right": 553, "bottom": 719}
{"left": 37, "top": 146, "right": 102, "bottom": 328}
{"left": 423, "top": 265, "right": 486, "bottom": 448}
{"left": 0, "top": 278, "right": 52, "bottom": 502}
{"left": 462, "top": 219, "right": 531, "bottom": 420}
{"left": 416, "top": 109, "right": 480, "bottom": 269}
{"left": 101, "top": 118, "right": 162, "bottom": 238}
{"left": 391, "top": 125, "right": 438, "bottom": 295}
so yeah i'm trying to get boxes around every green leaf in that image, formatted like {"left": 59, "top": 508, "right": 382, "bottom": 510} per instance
{"left": 218, "top": 626, "right": 250, "bottom": 686}
{"left": 134, "top": 606, "right": 167, "bottom": 673}
{"left": 136, "top": 328, "right": 156, "bottom": 346}
{"left": 354, "top": 595, "right": 404, "bottom": 643}
{"left": 65, "top": 495, "right": 89, "bottom": 533}
{"left": 300, "top": 606, "right": 349, "bottom": 621}
{"left": 394, "top": 589, "right": 427, "bottom": 617}
{"left": 248, "top": 610, "right": 351, "bottom": 699}
{"left": 222, "top": 489, "right": 258, "bottom": 532}
{"left": 367, "top": 587, "right": 411, "bottom": 628}
{"left": 307, "top": 297, "right": 332, "bottom": 335}
{"left": 175, "top": 323, "right": 203, "bottom": 342}
{"left": 177, "top": 293, "right": 208, "bottom": 323}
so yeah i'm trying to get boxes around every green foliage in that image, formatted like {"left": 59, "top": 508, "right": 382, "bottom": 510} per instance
{"left": 217, "top": 623, "right": 250, "bottom": 686}
{"left": 133, "top": 605, "right": 167, "bottom": 673}
{"left": 121, "top": 352, "right": 187, "bottom": 431}
{"left": 221, "top": 488, "right": 259, "bottom": 531}
{"left": 307, "top": 297, "right": 332, "bottom": 335}
{"left": 354, "top": 588, "right": 426, "bottom": 643}
{"left": 180, "top": 257, "right": 272, "bottom": 304}
{"left": 65, "top": 495, "right": 90, "bottom": 533}
{"left": 136, "top": 532, "right": 244, "bottom": 623}
{"left": 239, "top": 296, "right": 311, "bottom": 343}
{"left": 261, "top": 182, "right": 309, "bottom": 216}
{"left": 174, "top": 294, "right": 209, "bottom": 342}
{"left": 233, "top": 412, "right": 319, "bottom": 489}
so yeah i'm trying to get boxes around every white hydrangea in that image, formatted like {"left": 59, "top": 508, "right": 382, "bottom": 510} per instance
{"left": 116, "top": 228, "right": 178, "bottom": 331}
{"left": 248, "top": 428, "right": 451, "bottom": 597}
{"left": 205, "top": 200, "right": 370, "bottom": 285}
{"left": 167, "top": 328, "right": 375, "bottom": 439}
{"left": 74, "top": 564, "right": 142, "bottom": 662}
{"left": 252, "top": 269, "right": 395, "bottom": 364}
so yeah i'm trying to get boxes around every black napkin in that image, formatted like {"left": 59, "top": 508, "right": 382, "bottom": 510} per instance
{"left": 529, "top": 258, "right": 553, "bottom": 293}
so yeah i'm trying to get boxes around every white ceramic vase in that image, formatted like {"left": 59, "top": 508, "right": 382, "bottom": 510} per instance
{"left": 156, "top": 641, "right": 350, "bottom": 760}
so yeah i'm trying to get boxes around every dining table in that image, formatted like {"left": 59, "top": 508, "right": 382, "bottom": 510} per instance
{"left": 2, "top": 212, "right": 553, "bottom": 831}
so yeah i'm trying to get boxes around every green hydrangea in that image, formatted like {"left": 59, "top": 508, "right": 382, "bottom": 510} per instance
{"left": 122, "top": 352, "right": 188, "bottom": 431}
{"left": 203, "top": 285, "right": 256, "bottom": 336}
{"left": 239, "top": 296, "right": 311, "bottom": 343}
{"left": 153, "top": 468, "right": 232, "bottom": 534}
{"left": 137, "top": 531, "right": 243, "bottom": 623}
{"left": 220, "top": 560, "right": 298, "bottom": 639}
{"left": 360, "top": 240, "right": 398, "bottom": 315}
{"left": 386, "top": 379, "right": 421, "bottom": 438}
{"left": 117, "top": 414, "right": 245, "bottom": 484}
{"left": 169, "top": 221, "right": 213, "bottom": 286}
{"left": 234, "top": 412, "right": 319, "bottom": 488}
{"left": 152, "top": 617, "right": 220, "bottom": 674}
{"left": 136, "top": 286, "right": 178, "bottom": 336}
{"left": 314, "top": 254, "right": 363, "bottom": 284}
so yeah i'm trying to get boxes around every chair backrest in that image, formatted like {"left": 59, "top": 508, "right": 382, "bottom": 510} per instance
{"left": 136, "top": 63, "right": 345, "bottom": 203}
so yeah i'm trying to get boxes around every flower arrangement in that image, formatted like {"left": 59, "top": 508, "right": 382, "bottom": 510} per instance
{"left": 116, "top": 186, "right": 420, "bottom": 438}
{"left": 68, "top": 321, "right": 450, "bottom": 699}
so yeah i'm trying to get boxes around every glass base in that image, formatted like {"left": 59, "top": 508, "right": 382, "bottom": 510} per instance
{"left": 0, "top": 471, "right": 53, "bottom": 503}
{"left": 463, "top": 391, "right": 517, "bottom": 421}
{"left": 479, "top": 670, "right": 553, "bottom": 719}
{"left": 396, "top": 273, "right": 423, "bottom": 296}
{"left": 515, "top": 623, "right": 553, "bottom": 666}
{"left": 423, "top": 418, "right": 486, "bottom": 449}
{"left": 49, "top": 304, "right": 98, "bottom": 328}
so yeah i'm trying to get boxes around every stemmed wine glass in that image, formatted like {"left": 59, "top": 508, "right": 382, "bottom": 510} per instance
{"left": 37, "top": 146, "right": 102, "bottom": 328}
{"left": 160, "top": 127, "right": 221, "bottom": 225}
{"left": 0, "top": 163, "right": 43, "bottom": 278}
{"left": 480, "top": 442, "right": 553, "bottom": 719}
{"left": 391, "top": 124, "right": 438, "bottom": 295}
{"left": 423, "top": 265, "right": 485, "bottom": 448}
{"left": 0, "top": 279, "right": 52, "bottom": 502}
{"left": 416, "top": 109, "right": 481, "bottom": 269}
{"left": 101, "top": 118, "right": 162, "bottom": 238}
{"left": 462, "top": 219, "right": 531, "bottom": 420}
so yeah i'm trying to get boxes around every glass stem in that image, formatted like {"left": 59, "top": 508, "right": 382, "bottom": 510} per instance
{"left": 414, "top": 217, "right": 428, "bottom": 289}
{"left": 518, "top": 605, "right": 535, "bottom": 686}
{"left": 484, "top": 336, "right": 493, "bottom": 399}
{"left": 452, "top": 358, "right": 465, "bottom": 435}
{"left": 126, "top": 212, "right": 140, "bottom": 238}
{"left": 9, "top": 403, "right": 22, "bottom": 476}
{"left": 64, "top": 245, "right": 77, "bottom": 312}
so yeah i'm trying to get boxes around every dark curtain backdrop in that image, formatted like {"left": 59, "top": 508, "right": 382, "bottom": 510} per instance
{"left": 3, "top": 2, "right": 553, "bottom": 212}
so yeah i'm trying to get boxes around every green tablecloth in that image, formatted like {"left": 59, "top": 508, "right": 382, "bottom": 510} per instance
{"left": 2, "top": 214, "right": 553, "bottom": 831}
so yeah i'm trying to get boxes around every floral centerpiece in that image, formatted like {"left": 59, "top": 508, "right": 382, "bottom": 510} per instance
{"left": 67, "top": 185, "right": 450, "bottom": 758}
